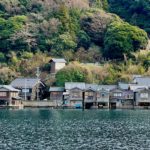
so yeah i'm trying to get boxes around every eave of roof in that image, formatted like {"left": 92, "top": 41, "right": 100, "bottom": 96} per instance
{"left": 50, "top": 58, "right": 66, "bottom": 63}
{"left": 11, "top": 78, "right": 44, "bottom": 88}
{"left": 0, "top": 85, "right": 20, "bottom": 92}
{"left": 49, "top": 87, "right": 65, "bottom": 92}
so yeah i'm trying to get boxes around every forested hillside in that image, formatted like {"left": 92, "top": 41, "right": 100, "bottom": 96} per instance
{"left": 0, "top": 0, "right": 150, "bottom": 85}
{"left": 109, "top": 0, "right": 150, "bottom": 35}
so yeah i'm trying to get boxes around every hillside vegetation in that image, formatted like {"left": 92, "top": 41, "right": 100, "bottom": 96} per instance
{"left": 0, "top": 0, "right": 150, "bottom": 85}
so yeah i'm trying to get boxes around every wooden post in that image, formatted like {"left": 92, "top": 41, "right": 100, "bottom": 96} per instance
{"left": 62, "top": 95, "right": 65, "bottom": 109}
{"left": 133, "top": 92, "right": 136, "bottom": 109}
{"left": 82, "top": 91, "right": 85, "bottom": 111}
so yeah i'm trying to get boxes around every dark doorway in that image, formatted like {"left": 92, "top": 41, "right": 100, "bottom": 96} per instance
{"left": 139, "top": 103, "right": 150, "bottom": 106}
{"left": 85, "top": 103, "right": 93, "bottom": 109}
{"left": 98, "top": 102, "right": 107, "bottom": 108}
{"left": 110, "top": 102, "right": 116, "bottom": 109}
{"left": 0, "top": 100, "right": 7, "bottom": 105}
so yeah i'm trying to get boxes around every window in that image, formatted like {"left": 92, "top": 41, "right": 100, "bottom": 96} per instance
{"left": 0, "top": 92, "right": 7, "bottom": 97}
{"left": 113, "top": 93, "right": 122, "bottom": 97}
{"left": 101, "top": 93, "right": 105, "bottom": 97}
{"left": 22, "top": 89, "right": 30, "bottom": 93}
{"left": 85, "top": 92, "right": 94, "bottom": 100}
{"left": 85, "top": 92, "right": 94, "bottom": 96}
{"left": 71, "top": 91, "right": 82, "bottom": 98}
{"left": 140, "top": 93, "right": 148, "bottom": 98}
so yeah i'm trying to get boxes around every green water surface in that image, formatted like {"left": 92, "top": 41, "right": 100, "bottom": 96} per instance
{"left": 0, "top": 109, "right": 150, "bottom": 150}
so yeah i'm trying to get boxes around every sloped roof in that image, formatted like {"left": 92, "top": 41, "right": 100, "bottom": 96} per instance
{"left": 65, "top": 82, "right": 85, "bottom": 90}
{"left": 129, "top": 85, "right": 148, "bottom": 91}
{"left": 133, "top": 77, "right": 150, "bottom": 86}
{"left": 11, "top": 78, "right": 44, "bottom": 89}
{"left": 118, "top": 81, "right": 149, "bottom": 91}
{"left": 110, "top": 88, "right": 124, "bottom": 92}
{"left": 85, "top": 84, "right": 98, "bottom": 91}
{"left": 0, "top": 85, "right": 20, "bottom": 92}
{"left": 134, "top": 88, "right": 149, "bottom": 92}
{"left": 118, "top": 82, "right": 130, "bottom": 90}
{"left": 50, "top": 58, "right": 66, "bottom": 63}
{"left": 98, "top": 85, "right": 117, "bottom": 91}
{"left": 49, "top": 87, "right": 65, "bottom": 92}
{"left": 65, "top": 83, "right": 117, "bottom": 91}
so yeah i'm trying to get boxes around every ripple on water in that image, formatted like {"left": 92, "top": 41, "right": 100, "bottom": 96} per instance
{"left": 0, "top": 109, "right": 150, "bottom": 150}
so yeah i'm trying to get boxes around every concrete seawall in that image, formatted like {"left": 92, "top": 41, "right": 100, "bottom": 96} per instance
{"left": 22, "top": 101, "right": 55, "bottom": 108}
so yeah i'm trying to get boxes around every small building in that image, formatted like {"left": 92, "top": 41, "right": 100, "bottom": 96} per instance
{"left": 65, "top": 82, "right": 85, "bottom": 108}
{"left": 97, "top": 88, "right": 110, "bottom": 108}
{"left": 11, "top": 78, "right": 45, "bottom": 101}
{"left": 0, "top": 85, "right": 20, "bottom": 106}
{"left": 96, "top": 85, "right": 116, "bottom": 108}
{"left": 49, "top": 58, "right": 66, "bottom": 74}
{"left": 49, "top": 87, "right": 65, "bottom": 106}
{"left": 84, "top": 84, "right": 98, "bottom": 109}
{"left": 134, "top": 88, "right": 150, "bottom": 108}
{"left": 110, "top": 88, "right": 134, "bottom": 109}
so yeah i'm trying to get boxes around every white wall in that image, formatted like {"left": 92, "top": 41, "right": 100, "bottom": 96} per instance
{"left": 55, "top": 63, "right": 66, "bottom": 71}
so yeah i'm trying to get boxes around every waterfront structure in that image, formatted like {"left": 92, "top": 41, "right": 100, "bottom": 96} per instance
{"left": 109, "top": 88, "right": 134, "bottom": 109}
{"left": 49, "top": 87, "right": 64, "bottom": 106}
{"left": 65, "top": 82, "right": 85, "bottom": 108}
{"left": 64, "top": 83, "right": 117, "bottom": 109}
{"left": 11, "top": 78, "right": 45, "bottom": 100}
{"left": 84, "top": 84, "right": 98, "bottom": 109}
{"left": 0, "top": 85, "right": 20, "bottom": 106}
{"left": 49, "top": 58, "right": 66, "bottom": 74}
{"left": 134, "top": 88, "right": 150, "bottom": 107}
{"left": 8, "top": 75, "right": 150, "bottom": 109}
{"left": 97, "top": 88, "right": 110, "bottom": 108}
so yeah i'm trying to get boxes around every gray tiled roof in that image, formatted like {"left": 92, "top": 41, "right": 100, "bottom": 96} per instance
{"left": 118, "top": 82, "right": 130, "bottom": 90}
{"left": 11, "top": 78, "right": 42, "bottom": 89}
{"left": 134, "top": 87, "right": 148, "bottom": 92}
{"left": 0, "top": 85, "right": 20, "bottom": 92}
{"left": 49, "top": 87, "right": 65, "bottom": 92}
{"left": 98, "top": 85, "right": 117, "bottom": 91}
{"left": 129, "top": 85, "right": 148, "bottom": 91}
{"left": 50, "top": 58, "right": 66, "bottom": 63}
{"left": 65, "top": 82, "right": 85, "bottom": 90}
{"left": 65, "top": 83, "right": 117, "bottom": 91}
{"left": 85, "top": 84, "right": 98, "bottom": 91}
{"left": 133, "top": 77, "right": 150, "bottom": 86}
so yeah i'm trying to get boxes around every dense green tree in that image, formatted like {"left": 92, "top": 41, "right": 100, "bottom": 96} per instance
{"left": 108, "top": 0, "right": 150, "bottom": 35}
{"left": 0, "top": 52, "right": 5, "bottom": 62}
{"left": 0, "top": 15, "right": 27, "bottom": 52}
{"left": 81, "top": 9, "right": 115, "bottom": 45}
{"left": 55, "top": 63, "right": 93, "bottom": 86}
{"left": 103, "top": 21, "right": 148, "bottom": 59}
{"left": 0, "top": 0, "right": 150, "bottom": 84}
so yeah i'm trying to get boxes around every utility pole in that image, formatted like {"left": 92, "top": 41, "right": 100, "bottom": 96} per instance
{"left": 36, "top": 67, "right": 40, "bottom": 101}
{"left": 24, "top": 78, "right": 27, "bottom": 101}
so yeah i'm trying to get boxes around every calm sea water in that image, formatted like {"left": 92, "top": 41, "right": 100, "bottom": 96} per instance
{"left": 0, "top": 109, "right": 150, "bottom": 150}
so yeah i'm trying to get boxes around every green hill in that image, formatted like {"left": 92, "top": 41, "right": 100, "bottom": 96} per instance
{"left": 0, "top": 0, "right": 149, "bottom": 85}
